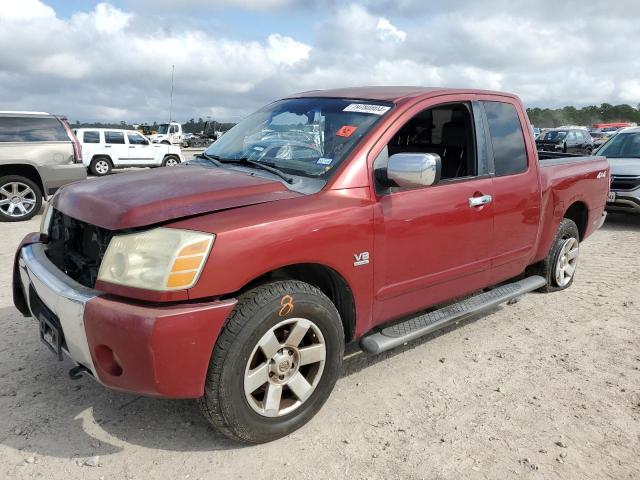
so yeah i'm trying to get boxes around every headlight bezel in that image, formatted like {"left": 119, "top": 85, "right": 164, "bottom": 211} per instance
{"left": 97, "top": 227, "right": 215, "bottom": 292}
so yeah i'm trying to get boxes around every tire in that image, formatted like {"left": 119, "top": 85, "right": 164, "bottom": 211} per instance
{"left": 0, "top": 175, "right": 43, "bottom": 222}
{"left": 198, "top": 280, "right": 344, "bottom": 444}
{"left": 162, "top": 155, "right": 180, "bottom": 167}
{"left": 90, "top": 156, "right": 112, "bottom": 176}
{"left": 530, "top": 218, "right": 580, "bottom": 292}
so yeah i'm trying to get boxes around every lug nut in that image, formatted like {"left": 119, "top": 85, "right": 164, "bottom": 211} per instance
{"left": 288, "top": 350, "right": 293, "bottom": 355}
{"left": 279, "top": 375, "right": 284, "bottom": 380}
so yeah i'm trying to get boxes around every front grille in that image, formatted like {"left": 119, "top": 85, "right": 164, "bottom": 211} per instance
{"left": 46, "top": 209, "right": 115, "bottom": 288}
{"left": 611, "top": 175, "right": 640, "bottom": 192}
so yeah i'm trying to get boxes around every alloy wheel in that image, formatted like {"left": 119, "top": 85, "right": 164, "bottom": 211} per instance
{"left": 244, "top": 318, "right": 326, "bottom": 418}
{"left": 554, "top": 237, "right": 579, "bottom": 287}
{"left": 0, "top": 182, "right": 37, "bottom": 218}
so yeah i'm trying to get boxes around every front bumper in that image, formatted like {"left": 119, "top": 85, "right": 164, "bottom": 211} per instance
{"left": 606, "top": 190, "right": 640, "bottom": 214}
{"left": 15, "top": 239, "right": 236, "bottom": 398}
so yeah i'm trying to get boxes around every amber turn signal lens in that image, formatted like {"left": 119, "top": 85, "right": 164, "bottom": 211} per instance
{"left": 166, "top": 271, "right": 197, "bottom": 289}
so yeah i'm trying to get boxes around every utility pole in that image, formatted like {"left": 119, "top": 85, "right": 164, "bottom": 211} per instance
{"left": 169, "top": 64, "right": 175, "bottom": 123}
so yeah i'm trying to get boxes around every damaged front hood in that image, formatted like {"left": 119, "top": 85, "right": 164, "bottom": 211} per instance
{"left": 52, "top": 166, "right": 302, "bottom": 230}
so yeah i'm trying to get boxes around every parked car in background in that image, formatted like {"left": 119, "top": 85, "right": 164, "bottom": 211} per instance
{"left": 536, "top": 127, "right": 594, "bottom": 155}
{"left": 598, "top": 127, "right": 640, "bottom": 214}
{"left": 149, "top": 122, "right": 183, "bottom": 146}
{"left": 0, "top": 111, "right": 86, "bottom": 222}
{"left": 76, "top": 128, "right": 185, "bottom": 176}
{"left": 591, "top": 131, "right": 615, "bottom": 148}
{"left": 14, "top": 87, "right": 609, "bottom": 443}
{"left": 592, "top": 122, "right": 634, "bottom": 134}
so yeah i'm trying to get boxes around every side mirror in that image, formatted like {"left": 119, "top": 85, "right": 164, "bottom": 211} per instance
{"left": 387, "top": 153, "right": 441, "bottom": 188}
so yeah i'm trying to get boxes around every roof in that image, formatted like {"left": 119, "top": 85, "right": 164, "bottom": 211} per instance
{"left": 75, "top": 127, "right": 139, "bottom": 132}
{"left": 0, "top": 111, "right": 51, "bottom": 116}
{"left": 287, "top": 86, "right": 517, "bottom": 103}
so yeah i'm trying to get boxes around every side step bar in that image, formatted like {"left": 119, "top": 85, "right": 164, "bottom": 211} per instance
{"left": 359, "top": 275, "right": 547, "bottom": 355}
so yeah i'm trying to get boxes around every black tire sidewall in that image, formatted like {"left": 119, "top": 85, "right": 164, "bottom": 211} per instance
{"left": 0, "top": 175, "right": 43, "bottom": 222}
{"left": 212, "top": 283, "right": 344, "bottom": 443}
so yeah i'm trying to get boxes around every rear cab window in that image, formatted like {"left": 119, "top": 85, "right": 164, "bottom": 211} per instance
{"left": 0, "top": 116, "right": 68, "bottom": 142}
{"left": 482, "top": 101, "right": 528, "bottom": 176}
{"left": 105, "top": 131, "right": 125, "bottom": 144}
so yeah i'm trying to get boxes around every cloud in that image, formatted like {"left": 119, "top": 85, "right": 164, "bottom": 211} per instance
{"left": 0, "top": 0, "right": 55, "bottom": 20}
{"left": 0, "top": 0, "right": 639, "bottom": 123}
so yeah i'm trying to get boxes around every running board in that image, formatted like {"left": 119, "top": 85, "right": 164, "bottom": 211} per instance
{"left": 359, "top": 275, "right": 547, "bottom": 355}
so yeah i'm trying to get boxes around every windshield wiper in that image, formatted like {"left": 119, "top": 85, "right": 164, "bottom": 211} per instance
{"left": 217, "top": 157, "right": 294, "bottom": 184}
{"left": 193, "top": 152, "right": 224, "bottom": 167}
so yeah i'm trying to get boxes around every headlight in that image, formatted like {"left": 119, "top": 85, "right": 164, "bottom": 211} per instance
{"left": 97, "top": 228, "right": 215, "bottom": 291}
{"left": 40, "top": 202, "right": 53, "bottom": 234}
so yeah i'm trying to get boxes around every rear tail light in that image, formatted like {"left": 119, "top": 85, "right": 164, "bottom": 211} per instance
{"left": 59, "top": 117, "right": 83, "bottom": 163}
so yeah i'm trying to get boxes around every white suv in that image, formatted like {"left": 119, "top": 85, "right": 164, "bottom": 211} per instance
{"left": 76, "top": 128, "right": 185, "bottom": 176}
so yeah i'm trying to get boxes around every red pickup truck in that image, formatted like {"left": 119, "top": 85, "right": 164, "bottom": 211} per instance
{"left": 14, "top": 87, "right": 609, "bottom": 443}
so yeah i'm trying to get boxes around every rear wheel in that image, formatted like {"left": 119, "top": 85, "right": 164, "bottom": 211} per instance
{"left": 90, "top": 157, "right": 112, "bottom": 176}
{"left": 0, "top": 175, "right": 42, "bottom": 222}
{"left": 198, "top": 280, "right": 344, "bottom": 444}
{"left": 530, "top": 218, "right": 580, "bottom": 292}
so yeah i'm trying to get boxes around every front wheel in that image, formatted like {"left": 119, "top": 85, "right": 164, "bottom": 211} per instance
{"left": 198, "top": 280, "right": 344, "bottom": 443}
{"left": 162, "top": 155, "right": 180, "bottom": 167}
{"left": 0, "top": 175, "right": 42, "bottom": 222}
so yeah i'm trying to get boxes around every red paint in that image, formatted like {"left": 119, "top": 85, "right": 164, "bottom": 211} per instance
{"left": 84, "top": 296, "right": 237, "bottom": 398}
{"left": 52, "top": 166, "right": 301, "bottom": 230}
{"left": 19, "top": 87, "right": 610, "bottom": 398}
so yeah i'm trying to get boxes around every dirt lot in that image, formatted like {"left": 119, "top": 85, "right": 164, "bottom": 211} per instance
{"left": 1, "top": 211, "right": 639, "bottom": 480}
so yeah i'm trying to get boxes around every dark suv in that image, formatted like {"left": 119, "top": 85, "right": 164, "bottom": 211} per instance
{"left": 536, "top": 127, "right": 594, "bottom": 155}
{"left": 0, "top": 112, "right": 86, "bottom": 221}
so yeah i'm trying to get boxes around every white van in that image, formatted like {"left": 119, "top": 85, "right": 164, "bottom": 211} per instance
{"left": 77, "top": 128, "right": 185, "bottom": 176}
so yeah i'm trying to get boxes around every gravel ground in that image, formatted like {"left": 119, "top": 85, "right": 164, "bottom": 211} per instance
{"left": 0, "top": 211, "right": 639, "bottom": 480}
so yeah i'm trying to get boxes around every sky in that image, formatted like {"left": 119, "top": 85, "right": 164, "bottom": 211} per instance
{"left": 1, "top": 0, "right": 639, "bottom": 123}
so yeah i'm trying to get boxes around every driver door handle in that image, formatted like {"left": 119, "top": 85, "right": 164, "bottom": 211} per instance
{"left": 469, "top": 194, "right": 493, "bottom": 207}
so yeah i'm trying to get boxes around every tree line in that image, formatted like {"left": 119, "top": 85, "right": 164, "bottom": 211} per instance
{"left": 72, "top": 118, "right": 236, "bottom": 133}
{"left": 526, "top": 103, "right": 640, "bottom": 128}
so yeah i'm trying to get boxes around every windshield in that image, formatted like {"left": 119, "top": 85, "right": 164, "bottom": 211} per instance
{"left": 204, "top": 97, "right": 392, "bottom": 179}
{"left": 157, "top": 124, "right": 169, "bottom": 134}
{"left": 597, "top": 132, "right": 640, "bottom": 158}
{"left": 540, "top": 130, "right": 567, "bottom": 142}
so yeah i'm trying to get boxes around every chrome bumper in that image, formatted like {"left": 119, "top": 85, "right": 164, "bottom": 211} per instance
{"left": 18, "top": 243, "right": 100, "bottom": 377}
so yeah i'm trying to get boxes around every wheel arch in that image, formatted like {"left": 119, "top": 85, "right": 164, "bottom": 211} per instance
{"left": 225, "top": 263, "right": 357, "bottom": 343}
{"left": 563, "top": 201, "right": 588, "bottom": 240}
{"left": 0, "top": 164, "right": 45, "bottom": 197}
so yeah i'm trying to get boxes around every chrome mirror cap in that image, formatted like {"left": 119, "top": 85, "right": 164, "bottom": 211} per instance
{"left": 387, "top": 153, "right": 442, "bottom": 188}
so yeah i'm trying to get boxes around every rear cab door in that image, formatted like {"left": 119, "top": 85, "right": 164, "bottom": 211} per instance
{"left": 104, "top": 130, "right": 128, "bottom": 165}
{"left": 369, "top": 94, "right": 496, "bottom": 324}
{"left": 476, "top": 96, "right": 542, "bottom": 283}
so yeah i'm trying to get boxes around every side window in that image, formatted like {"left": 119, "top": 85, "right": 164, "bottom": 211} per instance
{"left": 385, "top": 102, "right": 477, "bottom": 181}
{"left": 566, "top": 131, "right": 577, "bottom": 142}
{"left": 105, "top": 131, "right": 125, "bottom": 144}
{"left": 127, "top": 132, "right": 148, "bottom": 145}
{"left": 170, "top": 125, "right": 177, "bottom": 134}
{"left": 0, "top": 116, "right": 68, "bottom": 142}
{"left": 482, "top": 101, "right": 528, "bottom": 176}
{"left": 83, "top": 131, "right": 100, "bottom": 143}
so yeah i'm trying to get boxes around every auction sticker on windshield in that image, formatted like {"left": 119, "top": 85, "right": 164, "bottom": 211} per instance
{"left": 343, "top": 103, "right": 391, "bottom": 115}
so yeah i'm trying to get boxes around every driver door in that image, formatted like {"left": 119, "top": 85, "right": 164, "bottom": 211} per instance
{"left": 371, "top": 99, "right": 495, "bottom": 323}
{"left": 126, "top": 132, "right": 155, "bottom": 164}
